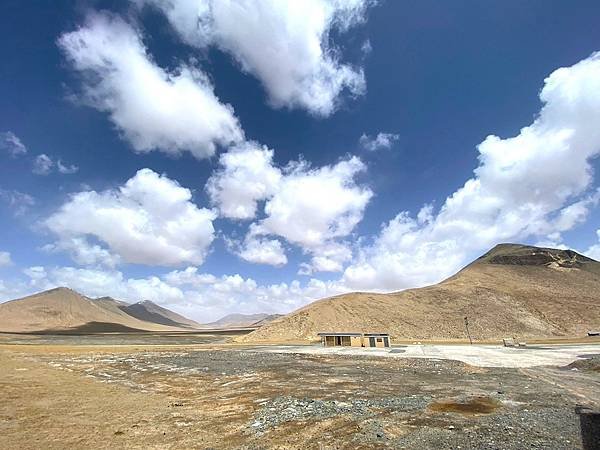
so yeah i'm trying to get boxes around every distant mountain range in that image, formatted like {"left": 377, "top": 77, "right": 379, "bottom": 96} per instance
{"left": 241, "top": 243, "right": 600, "bottom": 342}
{"left": 120, "top": 300, "right": 201, "bottom": 328}
{"left": 3, "top": 243, "right": 598, "bottom": 339}
{"left": 0, "top": 288, "right": 270, "bottom": 333}
{"left": 202, "top": 313, "right": 283, "bottom": 328}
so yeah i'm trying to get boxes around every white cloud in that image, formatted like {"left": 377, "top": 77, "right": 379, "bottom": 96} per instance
{"left": 23, "top": 266, "right": 184, "bottom": 306}
{"left": 11, "top": 264, "right": 349, "bottom": 322}
{"left": 138, "top": 0, "right": 371, "bottom": 116}
{"left": 57, "top": 160, "right": 79, "bottom": 174}
{"left": 41, "top": 238, "right": 121, "bottom": 268}
{"left": 208, "top": 146, "right": 372, "bottom": 272}
{"left": 0, "top": 189, "right": 35, "bottom": 217}
{"left": 163, "top": 266, "right": 216, "bottom": 287}
{"left": 258, "top": 156, "right": 372, "bottom": 249}
{"left": 253, "top": 156, "right": 371, "bottom": 273}
{"left": 0, "top": 131, "right": 27, "bottom": 157}
{"left": 344, "top": 51, "right": 600, "bottom": 291}
{"left": 237, "top": 236, "right": 287, "bottom": 266}
{"left": 32, "top": 154, "right": 53, "bottom": 175}
{"left": 231, "top": 224, "right": 287, "bottom": 266}
{"left": 298, "top": 241, "right": 353, "bottom": 274}
{"left": 585, "top": 230, "right": 600, "bottom": 261}
{"left": 359, "top": 132, "right": 399, "bottom": 151}
{"left": 206, "top": 142, "right": 282, "bottom": 219}
{"left": 0, "top": 251, "right": 12, "bottom": 267}
{"left": 44, "top": 168, "right": 216, "bottom": 267}
{"left": 58, "top": 12, "right": 243, "bottom": 159}
{"left": 32, "top": 154, "right": 78, "bottom": 176}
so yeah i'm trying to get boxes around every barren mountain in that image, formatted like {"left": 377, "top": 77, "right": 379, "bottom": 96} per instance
{"left": 94, "top": 296, "right": 130, "bottom": 314}
{"left": 0, "top": 288, "right": 192, "bottom": 333}
{"left": 120, "top": 300, "right": 202, "bottom": 329}
{"left": 241, "top": 244, "right": 600, "bottom": 342}
{"left": 251, "top": 314, "right": 284, "bottom": 327}
{"left": 204, "top": 313, "right": 279, "bottom": 328}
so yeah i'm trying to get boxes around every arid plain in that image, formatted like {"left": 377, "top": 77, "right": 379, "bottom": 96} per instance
{"left": 1, "top": 331, "right": 600, "bottom": 449}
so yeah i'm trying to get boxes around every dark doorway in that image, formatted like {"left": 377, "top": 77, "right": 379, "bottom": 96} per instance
{"left": 369, "top": 337, "right": 375, "bottom": 347}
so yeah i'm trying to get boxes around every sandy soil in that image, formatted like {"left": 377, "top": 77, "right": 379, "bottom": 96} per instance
{"left": 1, "top": 336, "right": 599, "bottom": 449}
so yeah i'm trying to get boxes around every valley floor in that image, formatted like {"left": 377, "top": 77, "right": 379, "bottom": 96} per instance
{"left": 1, "top": 336, "right": 599, "bottom": 449}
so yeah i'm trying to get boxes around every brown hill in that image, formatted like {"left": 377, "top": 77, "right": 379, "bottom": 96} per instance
{"left": 93, "top": 296, "right": 130, "bottom": 315}
{"left": 251, "top": 314, "right": 284, "bottom": 327}
{"left": 120, "top": 300, "right": 202, "bottom": 329}
{"left": 241, "top": 244, "right": 600, "bottom": 342}
{"left": 203, "top": 313, "right": 276, "bottom": 328}
{"left": 0, "top": 288, "right": 190, "bottom": 333}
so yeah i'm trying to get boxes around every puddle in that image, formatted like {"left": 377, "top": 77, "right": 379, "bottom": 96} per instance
{"left": 428, "top": 396, "right": 500, "bottom": 415}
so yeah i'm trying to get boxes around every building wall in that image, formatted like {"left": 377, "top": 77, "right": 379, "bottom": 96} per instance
{"left": 321, "top": 334, "right": 390, "bottom": 347}
{"left": 363, "top": 336, "right": 391, "bottom": 348}
{"left": 321, "top": 335, "right": 362, "bottom": 347}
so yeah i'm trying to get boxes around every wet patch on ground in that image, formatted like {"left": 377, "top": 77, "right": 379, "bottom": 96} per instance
{"left": 429, "top": 395, "right": 501, "bottom": 414}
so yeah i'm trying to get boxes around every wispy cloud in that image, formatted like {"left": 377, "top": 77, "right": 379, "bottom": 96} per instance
{"left": 359, "top": 132, "right": 399, "bottom": 151}
{"left": 0, "top": 131, "right": 27, "bottom": 157}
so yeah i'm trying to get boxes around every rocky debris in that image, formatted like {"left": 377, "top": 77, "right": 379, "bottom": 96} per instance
{"left": 487, "top": 248, "right": 592, "bottom": 268}
{"left": 564, "top": 354, "right": 600, "bottom": 372}
{"left": 248, "top": 395, "right": 430, "bottom": 434}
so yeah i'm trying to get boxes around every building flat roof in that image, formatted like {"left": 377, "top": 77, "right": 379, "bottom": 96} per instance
{"left": 363, "top": 333, "right": 390, "bottom": 336}
{"left": 317, "top": 332, "right": 362, "bottom": 336}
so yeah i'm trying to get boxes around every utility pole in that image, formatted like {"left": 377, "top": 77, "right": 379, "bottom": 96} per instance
{"left": 464, "top": 316, "right": 473, "bottom": 345}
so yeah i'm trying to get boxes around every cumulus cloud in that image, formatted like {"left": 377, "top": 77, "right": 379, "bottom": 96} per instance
{"left": 14, "top": 264, "right": 349, "bottom": 322}
{"left": 0, "top": 189, "right": 35, "bottom": 217}
{"left": 207, "top": 144, "right": 372, "bottom": 272}
{"left": 44, "top": 168, "right": 216, "bottom": 267}
{"left": 249, "top": 155, "right": 371, "bottom": 273}
{"left": 0, "top": 131, "right": 27, "bottom": 157}
{"left": 230, "top": 224, "right": 287, "bottom": 266}
{"left": 258, "top": 156, "right": 371, "bottom": 248}
{"left": 41, "top": 238, "right": 121, "bottom": 268}
{"left": 0, "top": 251, "right": 12, "bottom": 267}
{"left": 206, "top": 142, "right": 282, "bottom": 219}
{"left": 32, "top": 154, "right": 53, "bottom": 175}
{"left": 344, "top": 51, "right": 600, "bottom": 291}
{"left": 23, "top": 265, "right": 184, "bottom": 305}
{"left": 298, "top": 241, "right": 353, "bottom": 274}
{"left": 137, "top": 0, "right": 371, "bottom": 116}
{"left": 359, "top": 132, "right": 399, "bottom": 151}
{"left": 58, "top": 12, "right": 243, "bottom": 159}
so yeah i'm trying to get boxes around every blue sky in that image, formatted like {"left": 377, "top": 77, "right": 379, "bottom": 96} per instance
{"left": 1, "top": 0, "right": 600, "bottom": 321}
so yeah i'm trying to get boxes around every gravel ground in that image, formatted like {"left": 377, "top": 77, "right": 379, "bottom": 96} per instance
{"left": 6, "top": 345, "right": 600, "bottom": 449}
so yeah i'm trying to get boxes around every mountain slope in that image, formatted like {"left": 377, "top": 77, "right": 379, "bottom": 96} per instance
{"left": 0, "top": 288, "right": 185, "bottom": 333}
{"left": 94, "top": 296, "right": 130, "bottom": 314}
{"left": 203, "top": 313, "right": 275, "bottom": 328}
{"left": 241, "top": 244, "right": 600, "bottom": 342}
{"left": 120, "top": 300, "right": 202, "bottom": 329}
{"left": 251, "top": 314, "right": 284, "bottom": 327}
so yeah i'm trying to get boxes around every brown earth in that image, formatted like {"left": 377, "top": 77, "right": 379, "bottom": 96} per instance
{"left": 242, "top": 243, "right": 600, "bottom": 342}
{"left": 1, "top": 340, "right": 596, "bottom": 449}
